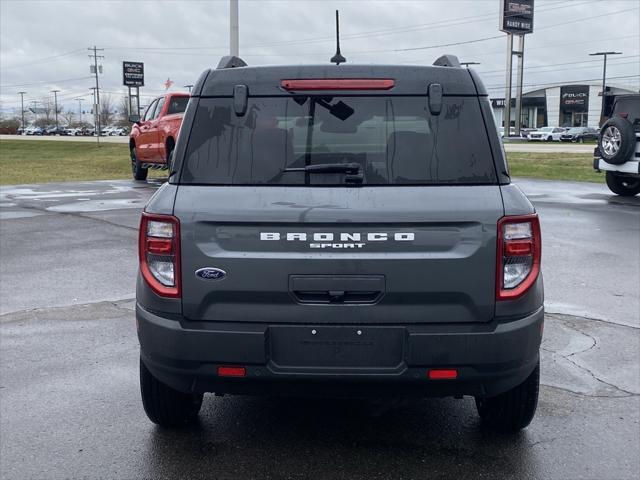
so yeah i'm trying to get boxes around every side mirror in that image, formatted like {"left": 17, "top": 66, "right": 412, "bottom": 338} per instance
{"left": 129, "top": 114, "right": 141, "bottom": 124}
{"left": 428, "top": 83, "right": 443, "bottom": 116}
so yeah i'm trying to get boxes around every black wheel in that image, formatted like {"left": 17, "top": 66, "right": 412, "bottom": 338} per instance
{"left": 605, "top": 172, "right": 640, "bottom": 196}
{"left": 599, "top": 117, "right": 636, "bottom": 165}
{"left": 166, "top": 139, "right": 175, "bottom": 172}
{"left": 475, "top": 361, "right": 539, "bottom": 432}
{"left": 131, "top": 147, "right": 148, "bottom": 181}
{"left": 577, "top": 137, "right": 584, "bottom": 144}
{"left": 140, "top": 357, "right": 203, "bottom": 427}
{"left": 546, "top": 136, "right": 552, "bottom": 141}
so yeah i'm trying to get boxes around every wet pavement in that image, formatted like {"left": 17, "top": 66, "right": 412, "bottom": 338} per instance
{"left": 1, "top": 178, "right": 639, "bottom": 479}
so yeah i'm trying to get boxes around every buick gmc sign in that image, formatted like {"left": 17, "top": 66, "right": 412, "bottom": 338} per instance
{"left": 500, "top": 0, "right": 534, "bottom": 35}
{"left": 561, "top": 85, "right": 589, "bottom": 110}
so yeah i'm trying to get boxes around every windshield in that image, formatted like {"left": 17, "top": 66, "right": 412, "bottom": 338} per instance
{"left": 180, "top": 96, "right": 497, "bottom": 186}
{"left": 567, "top": 128, "right": 584, "bottom": 133}
{"left": 539, "top": 127, "right": 554, "bottom": 132}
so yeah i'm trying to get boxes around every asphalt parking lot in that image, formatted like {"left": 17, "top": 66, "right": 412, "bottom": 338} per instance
{"left": 1, "top": 178, "right": 639, "bottom": 480}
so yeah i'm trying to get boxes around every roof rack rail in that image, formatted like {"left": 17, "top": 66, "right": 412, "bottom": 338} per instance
{"left": 216, "top": 56, "right": 248, "bottom": 69}
{"left": 433, "top": 55, "right": 461, "bottom": 68}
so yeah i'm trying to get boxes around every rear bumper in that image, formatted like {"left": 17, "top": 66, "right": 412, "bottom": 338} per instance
{"left": 137, "top": 305, "right": 543, "bottom": 398}
{"left": 594, "top": 158, "right": 640, "bottom": 175}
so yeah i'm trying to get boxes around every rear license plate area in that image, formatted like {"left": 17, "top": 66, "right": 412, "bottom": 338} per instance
{"left": 268, "top": 326, "right": 405, "bottom": 371}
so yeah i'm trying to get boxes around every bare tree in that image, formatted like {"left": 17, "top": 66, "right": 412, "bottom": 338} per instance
{"left": 40, "top": 96, "right": 53, "bottom": 123}
{"left": 99, "top": 94, "right": 115, "bottom": 127}
{"left": 117, "top": 95, "right": 131, "bottom": 126}
{"left": 62, "top": 110, "right": 75, "bottom": 126}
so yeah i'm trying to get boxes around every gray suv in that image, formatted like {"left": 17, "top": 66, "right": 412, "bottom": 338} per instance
{"left": 137, "top": 55, "right": 543, "bottom": 432}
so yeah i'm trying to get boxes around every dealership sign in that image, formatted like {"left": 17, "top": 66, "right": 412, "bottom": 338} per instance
{"left": 123, "top": 61, "right": 144, "bottom": 87}
{"left": 500, "top": 0, "right": 534, "bottom": 34}
{"left": 560, "top": 85, "right": 589, "bottom": 111}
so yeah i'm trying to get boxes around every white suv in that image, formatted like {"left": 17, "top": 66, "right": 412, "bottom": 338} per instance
{"left": 527, "top": 126, "right": 565, "bottom": 141}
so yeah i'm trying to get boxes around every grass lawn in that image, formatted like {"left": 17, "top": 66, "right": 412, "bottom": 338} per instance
{"left": 0, "top": 139, "right": 164, "bottom": 185}
{"left": 507, "top": 152, "right": 599, "bottom": 183}
{"left": 1, "top": 139, "right": 600, "bottom": 185}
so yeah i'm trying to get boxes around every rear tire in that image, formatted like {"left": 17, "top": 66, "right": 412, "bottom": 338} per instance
{"left": 605, "top": 172, "right": 640, "bottom": 196}
{"left": 546, "top": 136, "right": 552, "bottom": 141}
{"left": 140, "top": 357, "right": 203, "bottom": 427}
{"left": 475, "top": 361, "right": 539, "bottom": 432}
{"left": 131, "top": 147, "right": 148, "bottom": 181}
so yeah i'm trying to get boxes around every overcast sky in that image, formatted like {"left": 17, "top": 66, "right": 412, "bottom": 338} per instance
{"left": 1, "top": 0, "right": 638, "bottom": 116}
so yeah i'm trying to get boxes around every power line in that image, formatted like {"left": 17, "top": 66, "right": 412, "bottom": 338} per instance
{"left": 0, "top": 76, "right": 93, "bottom": 88}
{"left": 1, "top": 48, "right": 86, "bottom": 70}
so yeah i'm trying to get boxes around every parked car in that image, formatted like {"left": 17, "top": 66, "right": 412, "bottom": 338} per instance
{"left": 136, "top": 55, "right": 544, "bottom": 432}
{"left": 63, "top": 127, "right": 81, "bottom": 136}
{"left": 44, "top": 126, "right": 66, "bottom": 136}
{"left": 110, "top": 127, "right": 128, "bottom": 136}
{"left": 560, "top": 127, "right": 598, "bottom": 143}
{"left": 527, "top": 126, "right": 565, "bottom": 141}
{"left": 25, "top": 126, "right": 43, "bottom": 135}
{"left": 593, "top": 94, "right": 640, "bottom": 196}
{"left": 100, "top": 126, "right": 115, "bottom": 136}
{"left": 129, "top": 92, "right": 189, "bottom": 180}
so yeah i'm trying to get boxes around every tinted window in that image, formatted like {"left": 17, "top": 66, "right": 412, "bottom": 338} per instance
{"left": 152, "top": 97, "right": 165, "bottom": 119}
{"left": 143, "top": 100, "right": 158, "bottom": 121}
{"left": 167, "top": 96, "right": 189, "bottom": 115}
{"left": 181, "top": 96, "right": 496, "bottom": 185}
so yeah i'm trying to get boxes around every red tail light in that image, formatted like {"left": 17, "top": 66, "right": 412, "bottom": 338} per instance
{"left": 281, "top": 79, "right": 395, "bottom": 91}
{"left": 496, "top": 214, "right": 541, "bottom": 301}
{"left": 428, "top": 369, "right": 458, "bottom": 380}
{"left": 139, "top": 212, "right": 181, "bottom": 298}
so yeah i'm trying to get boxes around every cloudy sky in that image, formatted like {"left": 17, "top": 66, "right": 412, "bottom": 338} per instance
{"left": 1, "top": 0, "right": 638, "bottom": 117}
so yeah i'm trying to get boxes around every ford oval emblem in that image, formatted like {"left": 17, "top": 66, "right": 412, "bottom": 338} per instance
{"left": 195, "top": 267, "right": 227, "bottom": 281}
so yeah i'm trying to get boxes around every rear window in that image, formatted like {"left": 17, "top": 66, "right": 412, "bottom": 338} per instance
{"left": 167, "top": 96, "right": 189, "bottom": 115}
{"left": 180, "top": 96, "right": 497, "bottom": 185}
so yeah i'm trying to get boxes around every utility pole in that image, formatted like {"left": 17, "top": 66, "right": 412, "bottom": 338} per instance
{"left": 88, "top": 46, "right": 104, "bottom": 142}
{"left": 90, "top": 87, "right": 98, "bottom": 139}
{"left": 589, "top": 51, "right": 622, "bottom": 125}
{"left": 74, "top": 97, "right": 84, "bottom": 125}
{"left": 513, "top": 35, "right": 525, "bottom": 136}
{"left": 504, "top": 34, "right": 514, "bottom": 134}
{"left": 184, "top": 84, "right": 194, "bottom": 93}
{"left": 230, "top": 0, "right": 239, "bottom": 57}
{"left": 18, "top": 91, "right": 26, "bottom": 131}
{"left": 51, "top": 89, "right": 60, "bottom": 129}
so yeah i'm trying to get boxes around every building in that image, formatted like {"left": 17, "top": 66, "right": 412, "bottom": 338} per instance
{"left": 491, "top": 82, "right": 638, "bottom": 129}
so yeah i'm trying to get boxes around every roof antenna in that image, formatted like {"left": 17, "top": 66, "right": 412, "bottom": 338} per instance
{"left": 330, "top": 10, "right": 346, "bottom": 65}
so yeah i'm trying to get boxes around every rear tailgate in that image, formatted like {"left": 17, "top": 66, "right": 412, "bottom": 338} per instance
{"left": 175, "top": 186, "right": 504, "bottom": 324}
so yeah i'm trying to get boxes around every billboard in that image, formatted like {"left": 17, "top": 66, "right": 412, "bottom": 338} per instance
{"left": 500, "top": 0, "right": 534, "bottom": 34}
{"left": 560, "top": 85, "right": 589, "bottom": 111}
{"left": 123, "top": 61, "right": 144, "bottom": 87}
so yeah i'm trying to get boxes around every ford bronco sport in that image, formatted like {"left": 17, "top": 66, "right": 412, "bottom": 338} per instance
{"left": 137, "top": 55, "right": 544, "bottom": 432}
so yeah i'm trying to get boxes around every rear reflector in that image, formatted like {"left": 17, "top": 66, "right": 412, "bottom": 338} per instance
{"left": 217, "top": 366, "right": 246, "bottom": 377}
{"left": 428, "top": 369, "right": 458, "bottom": 380}
{"left": 281, "top": 79, "right": 395, "bottom": 91}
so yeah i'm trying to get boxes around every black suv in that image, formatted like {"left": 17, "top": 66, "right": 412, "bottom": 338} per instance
{"left": 137, "top": 55, "right": 544, "bottom": 432}
{"left": 594, "top": 95, "right": 640, "bottom": 196}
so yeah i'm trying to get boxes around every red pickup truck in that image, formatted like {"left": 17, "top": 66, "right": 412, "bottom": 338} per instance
{"left": 129, "top": 92, "right": 189, "bottom": 180}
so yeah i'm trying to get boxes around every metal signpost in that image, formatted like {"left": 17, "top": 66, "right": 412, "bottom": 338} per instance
{"left": 500, "top": 0, "right": 534, "bottom": 137}
{"left": 123, "top": 61, "right": 144, "bottom": 120}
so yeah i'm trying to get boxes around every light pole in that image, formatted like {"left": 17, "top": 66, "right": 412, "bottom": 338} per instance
{"left": 230, "top": 0, "right": 239, "bottom": 57}
{"left": 460, "top": 62, "right": 480, "bottom": 69}
{"left": 184, "top": 84, "right": 194, "bottom": 93}
{"left": 51, "top": 89, "right": 60, "bottom": 129}
{"left": 31, "top": 100, "right": 38, "bottom": 126}
{"left": 589, "top": 51, "right": 622, "bottom": 124}
{"left": 74, "top": 97, "right": 84, "bottom": 125}
{"left": 18, "top": 91, "right": 26, "bottom": 131}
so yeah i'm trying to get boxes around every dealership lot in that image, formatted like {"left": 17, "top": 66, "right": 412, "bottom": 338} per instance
{"left": 1, "top": 178, "right": 639, "bottom": 479}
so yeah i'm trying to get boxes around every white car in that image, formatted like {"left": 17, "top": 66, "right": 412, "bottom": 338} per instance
{"left": 109, "top": 127, "right": 128, "bottom": 136}
{"left": 527, "top": 126, "right": 565, "bottom": 141}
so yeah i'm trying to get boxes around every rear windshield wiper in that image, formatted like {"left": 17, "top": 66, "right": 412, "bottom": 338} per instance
{"left": 282, "top": 162, "right": 360, "bottom": 175}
